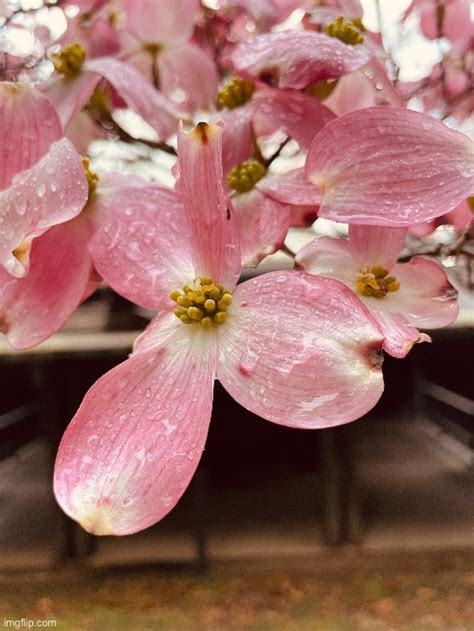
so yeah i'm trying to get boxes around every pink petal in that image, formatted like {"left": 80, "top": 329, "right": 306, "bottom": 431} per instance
{"left": 257, "top": 167, "right": 323, "bottom": 206}
{"left": 217, "top": 103, "right": 255, "bottom": 175}
{"left": 307, "top": 107, "right": 474, "bottom": 226}
{"left": 217, "top": 271, "right": 384, "bottom": 429}
{"left": 54, "top": 314, "right": 216, "bottom": 536}
{"left": 0, "top": 82, "right": 62, "bottom": 189}
{"left": 0, "top": 138, "right": 88, "bottom": 277}
{"left": 89, "top": 173, "right": 194, "bottom": 311}
{"left": 177, "top": 123, "right": 241, "bottom": 288}
{"left": 43, "top": 71, "right": 101, "bottom": 130}
{"left": 158, "top": 44, "right": 218, "bottom": 112}
{"left": 348, "top": 225, "right": 407, "bottom": 270}
{"left": 391, "top": 257, "right": 459, "bottom": 329}
{"left": 0, "top": 216, "right": 93, "bottom": 350}
{"left": 86, "top": 57, "right": 181, "bottom": 140}
{"left": 232, "top": 31, "right": 371, "bottom": 89}
{"left": 295, "top": 236, "right": 357, "bottom": 286}
{"left": 368, "top": 306, "right": 430, "bottom": 358}
{"left": 232, "top": 189, "right": 290, "bottom": 266}
{"left": 253, "top": 88, "right": 336, "bottom": 148}
{"left": 123, "top": 0, "right": 199, "bottom": 45}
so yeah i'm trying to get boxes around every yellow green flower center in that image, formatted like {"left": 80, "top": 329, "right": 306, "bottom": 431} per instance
{"left": 228, "top": 160, "right": 266, "bottom": 193}
{"left": 356, "top": 265, "right": 400, "bottom": 299}
{"left": 217, "top": 78, "right": 255, "bottom": 109}
{"left": 51, "top": 43, "right": 86, "bottom": 78}
{"left": 324, "top": 16, "right": 365, "bottom": 46}
{"left": 82, "top": 157, "right": 99, "bottom": 201}
{"left": 170, "top": 277, "right": 233, "bottom": 328}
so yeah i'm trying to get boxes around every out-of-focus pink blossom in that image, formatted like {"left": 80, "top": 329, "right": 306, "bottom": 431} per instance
{"left": 296, "top": 225, "right": 458, "bottom": 358}
{"left": 53, "top": 122, "right": 385, "bottom": 536}
{"left": 406, "top": 0, "right": 472, "bottom": 54}
{"left": 60, "top": 0, "right": 121, "bottom": 58}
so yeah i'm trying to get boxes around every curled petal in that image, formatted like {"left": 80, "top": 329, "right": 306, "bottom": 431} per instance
{"left": 89, "top": 173, "right": 194, "bottom": 311}
{"left": 257, "top": 168, "right": 323, "bottom": 206}
{"left": 307, "top": 107, "right": 474, "bottom": 226}
{"left": 233, "top": 189, "right": 290, "bottom": 267}
{"left": 177, "top": 122, "right": 241, "bottom": 288}
{"left": 124, "top": 0, "right": 199, "bottom": 45}
{"left": 0, "top": 82, "right": 62, "bottom": 189}
{"left": 0, "top": 216, "right": 93, "bottom": 350}
{"left": 232, "top": 31, "right": 371, "bottom": 89}
{"left": 54, "top": 315, "right": 216, "bottom": 536}
{"left": 217, "top": 272, "right": 384, "bottom": 429}
{"left": 0, "top": 139, "right": 88, "bottom": 277}
{"left": 367, "top": 305, "right": 430, "bottom": 358}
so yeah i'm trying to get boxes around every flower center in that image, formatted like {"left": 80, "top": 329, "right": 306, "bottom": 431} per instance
{"left": 82, "top": 157, "right": 99, "bottom": 201}
{"left": 217, "top": 78, "right": 255, "bottom": 109}
{"left": 51, "top": 43, "right": 86, "bottom": 78}
{"left": 228, "top": 160, "right": 266, "bottom": 193}
{"left": 355, "top": 265, "right": 400, "bottom": 299}
{"left": 170, "top": 277, "right": 233, "bottom": 328}
{"left": 324, "top": 16, "right": 365, "bottom": 46}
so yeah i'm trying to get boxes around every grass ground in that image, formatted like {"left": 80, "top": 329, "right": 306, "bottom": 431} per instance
{"left": 0, "top": 550, "right": 472, "bottom": 630}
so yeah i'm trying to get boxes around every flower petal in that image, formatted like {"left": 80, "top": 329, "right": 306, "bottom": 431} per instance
{"left": 54, "top": 315, "right": 216, "bottom": 536}
{"left": 257, "top": 167, "right": 323, "bottom": 206}
{"left": 217, "top": 271, "right": 384, "bottom": 429}
{"left": 233, "top": 189, "right": 290, "bottom": 267}
{"left": 367, "top": 305, "right": 430, "bottom": 358}
{"left": 86, "top": 57, "right": 181, "bottom": 139}
{"left": 0, "top": 82, "right": 62, "bottom": 189}
{"left": 177, "top": 122, "right": 241, "bottom": 288}
{"left": 158, "top": 43, "right": 218, "bottom": 112}
{"left": 123, "top": 0, "right": 199, "bottom": 45}
{"left": 307, "top": 107, "right": 474, "bottom": 226}
{"left": 217, "top": 103, "right": 255, "bottom": 175}
{"left": 43, "top": 71, "right": 101, "bottom": 130}
{"left": 89, "top": 173, "right": 194, "bottom": 311}
{"left": 295, "top": 236, "right": 357, "bottom": 286}
{"left": 0, "top": 216, "right": 93, "bottom": 350}
{"left": 348, "top": 225, "right": 407, "bottom": 270}
{"left": 232, "top": 31, "right": 371, "bottom": 89}
{"left": 0, "top": 138, "right": 88, "bottom": 277}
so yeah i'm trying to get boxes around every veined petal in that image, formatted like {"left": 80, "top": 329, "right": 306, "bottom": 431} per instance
{"left": 0, "top": 82, "right": 62, "bottom": 189}
{"left": 348, "top": 225, "right": 407, "bottom": 270}
{"left": 0, "top": 216, "right": 93, "bottom": 350}
{"left": 232, "top": 31, "right": 371, "bottom": 89}
{"left": 123, "top": 0, "right": 199, "bottom": 45}
{"left": 54, "top": 316, "right": 217, "bottom": 536}
{"left": 391, "top": 257, "right": 459, "bottom": 329}
{"left": 295, "top": 236, "right": 357, "bottom": 286}
{"left": 368, "top": 305, "right": 430, "bottom": 358}
{"left": 233, "top": 189, "right": 290, "bottom": 267}
{"left": 43, "top": 71, "right": 101, "bottom": 130}
{"left": 253, "top": 88, "right": 336, "bottom": 148}
{"left": 217, "top": 103, "right": 254, "bottom": 175}
{"left": 217, "top": 272, "right": 384, "bottom": 429}
{"left": 158, "top": 44, "right": 218, "bottom": 112}
{"left": 86, "top": 57, "right": 181, "bottom": 140}
{"left": 89, "top": 173, "right": 194, "bottom": 311}
{"left": 0, "top": 138, "right": 88, "bottom": 277}
{"left": 257, "top": 168, "right": 323, "bottom": 206}
{"left": 307, "top": 107, "right": 474, "bottom": 225}
{"left": 177, "top": 122, "right": 241, "bottom": 288}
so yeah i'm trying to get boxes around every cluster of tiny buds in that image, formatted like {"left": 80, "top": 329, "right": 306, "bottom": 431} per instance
{"left": 170, "top": 278, "right": 233, "bottom": 328}
{"left": 51, "top": 43, "right": 86, "bottom": 77}
{"left": 356, "top": 266, "right": 400, "bottom": 299}
{"left": 324, "top": 16, "right": 365, "bottom": 46}
{"left": 82, "top": 157, "right": 99, "bottom": 200}
{"left": 217, "top": 78, "right": 255, "bottom": 109}
{"left": 228, "top": 160, "right": 266, "bottom": 193}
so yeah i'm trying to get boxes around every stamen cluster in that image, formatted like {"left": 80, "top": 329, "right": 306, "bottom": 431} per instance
{"left": 228, "top": 160, "right": 266, "bottom": 193}
{"left": 356, "top": 266, "right": 400, "bottom": 299}
{"left": 217, "top": 78, "right": 255, "bottom": 109}
{"left": 51, "top": 43, "right": 86, "bottom": 78}
{"left": 82, "top": 158, "right": 99, "bottom": 200}
{"left": 170, "top": 278, "right": 233, "bottom": 328}
{"left": 324, "top": 16, "right": 365, "bottom": 46}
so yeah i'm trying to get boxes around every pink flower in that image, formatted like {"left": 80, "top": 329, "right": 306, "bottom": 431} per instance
{"left": 121, "top": 0, "right": 218, "bottom": 112}
{"left": 54, "top": 122, "right": 385, "bottom": 536}
{"left": 0, "top": 83, "right": 88, "bottom": 279}
{"left": 60, "top": 0, "right": 121, "bottom": 59}
{"left": 306, "top": 107, "right": 474, "bottom": 226}
{"left": 222, "top": 0, "right": 306, "bottom": 29}
{"left": 296, "top": 225, "right": 458, "bottom": 358}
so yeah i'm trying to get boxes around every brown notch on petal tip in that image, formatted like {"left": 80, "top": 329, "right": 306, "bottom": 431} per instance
{"left": 195, "top": 122, "right": 209, "bottom": 143}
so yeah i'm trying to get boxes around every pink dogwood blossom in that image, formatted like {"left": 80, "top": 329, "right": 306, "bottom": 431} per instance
{"left": 296, "top": 225, "right": 459, "bottom": 358}
{"left": 54, "top": 122, "right": 385, "bottom": 536}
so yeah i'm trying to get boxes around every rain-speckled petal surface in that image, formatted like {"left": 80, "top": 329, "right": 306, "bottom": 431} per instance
{"left": 218, "top": 103, "right": 255, "bottom": 175}
{"left": 54, "top": 314, "right": 216, "bottom": 536}
{"left": 0, "top": 82, "right": 62, "bottom": 189}
{"left": 366, "top": 305, "right": 430, "bottom": 358}
{"left": 295, "top": 236, "right": 357, "bottom": 285}
{"left": 177, "top": 123, "right": 241, "bottom": 288}
{"left": 89, "top": 173, "right": 194, "bottom": 311}
{"left": 232, "top": 31, "right": 371, "bottom": 89}
{"left": 307, "top": 107, "right": 474, "bottom": 225}
{"left": 257, "top": 168, "right": 323, "bottom": 206}
{"left": 0, "top": 138, "right": 88, "bottom": 277}
{"left": 0, "top": 215, "right": 93, "bottom": 350}
{"left": 217, "top": 272, "right": 384, "bottom": 429}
